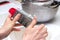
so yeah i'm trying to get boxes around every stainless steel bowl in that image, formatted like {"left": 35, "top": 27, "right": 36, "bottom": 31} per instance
{"left": 22, "top": 0, "right": 59, "bottom": 22}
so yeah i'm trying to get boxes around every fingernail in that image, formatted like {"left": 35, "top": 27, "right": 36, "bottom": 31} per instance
{"left": 41, "top": 24, "right": 45, "bottom": 26}
{"left": 34, "top": 15, "right": 37, "bottom": 19}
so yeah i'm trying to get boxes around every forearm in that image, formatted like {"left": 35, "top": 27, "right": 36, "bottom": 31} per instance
{"left": 0, "top": 28, "right": 4, "bottom": 39}
{"left": 0, "top": 27, "right": 7, "bottom": 39}
{"left": 0, "top": 26, "right": 12, "bottom": 39}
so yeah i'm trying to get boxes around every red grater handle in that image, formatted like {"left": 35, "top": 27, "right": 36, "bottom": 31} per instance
{"left": 9, "top": 8, "right": 16, "bottom": 17}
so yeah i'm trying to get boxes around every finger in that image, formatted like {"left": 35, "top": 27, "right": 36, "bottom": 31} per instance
{"left": 27, "top": 16, "right": 37, "bottom": 28}
{"left": 35, "top": 32, "right": 48, "bottom": 40}
{"left": 39, "top": 27, "right": 47, "bottom": 35}
{"left": 42, "top": 33, "right": 48, "bottom": 38}
{"left": 8, "top": 14, "right": 11, "bottom": 18}
{"left": 4, "top": 14, "right": 12, "bottom": 23}
{"left": 14, "top": 24, "right": 23, "bottom": 27}
{"left": 6, "top": 14, "right": 11, "bottom": 20}
{"left": 12, "top": 24, "right": 23, "bottom": 31}
{"left": 13, "top": 14, "right": 21, "bottom": 22}
{"left": 38, "top": 24, "right": 45, "bottom": 32}
{"left": 34, "top": 24, "right": 45, "bottom": 36}
{"left": 31, "top": 24, "right": 45, "bottom": 37}
{"left": 39, "top": 38, "right": 46, "bottom": 40}
{"left": 35, "top": 27, "right": 47, "bottom": 39}
{"left": 12, "top": 26, "right": 21, "bottom": 31}
{"left": 34, "top": 34, "right": 45, "bottom": 40}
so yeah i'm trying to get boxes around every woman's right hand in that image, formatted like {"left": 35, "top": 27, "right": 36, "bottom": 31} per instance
{"left": 23, "top": 17, "right": 48, "bottom": 40}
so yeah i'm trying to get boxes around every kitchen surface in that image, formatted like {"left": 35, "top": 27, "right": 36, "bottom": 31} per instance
{"left": 0, "top": 0, "right": 60, "bottom": 40}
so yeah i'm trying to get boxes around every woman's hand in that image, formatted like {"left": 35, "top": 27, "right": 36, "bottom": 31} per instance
{"left": 23, "top": 17, "right": 48, "bottom": 40}
{"left": 0, "top": 14, "right": 21, "bottom": 39}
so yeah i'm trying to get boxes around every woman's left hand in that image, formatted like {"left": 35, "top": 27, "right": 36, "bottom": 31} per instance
{"left": 0, "top": 14, "right": 22, "bottom": 39}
